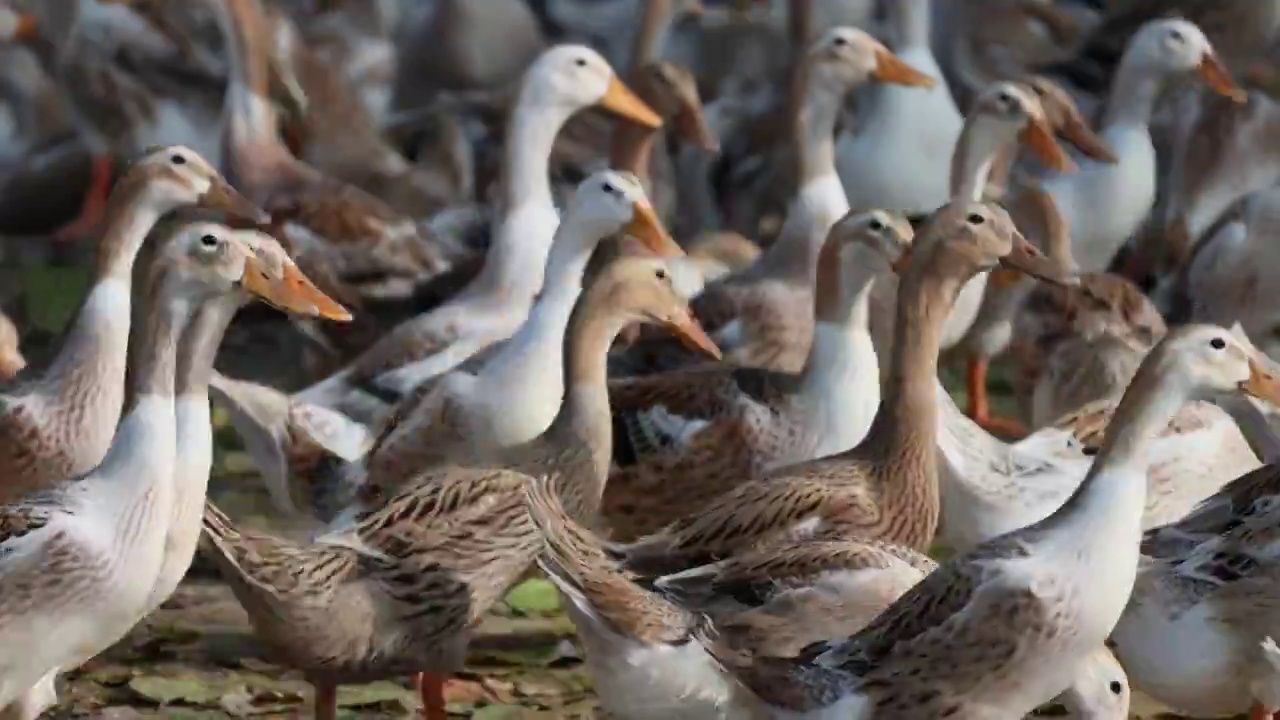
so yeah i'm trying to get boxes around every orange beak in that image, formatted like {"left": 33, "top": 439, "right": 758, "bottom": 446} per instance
{"left": 989, "top": 268, "right": 1024, "bottom": 290}
{"left": 623, "top": 201, "right": 684, "bottom": 258}
{"left": 872, "top": 48, "right": 936, "bottom": 88}
{"left": 601, "top": 76, "right": 663, "bottom": 129}
{"left": 1197, "top": 52, "right": 1247, "bottom": 103}
{"left": 1242, "top": 357, "right": 1280, "bottom": 407}
{"left": 1019, "top": 116, "right": 1077, "bottom": 173}
{"left": 241, "top": 257, "right": 353, "bottom": 322}
{"left": 1058, "top": 110, "right": 1116, "bottom": 164}
{"left": 664, "top": 306, "right": 721, "bottom": 361}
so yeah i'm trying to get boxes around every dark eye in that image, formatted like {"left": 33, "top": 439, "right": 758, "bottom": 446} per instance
{"left": 200, "top": 234, "right": 218, "bottom": 248}
{"left": 602, "top": 182, "right": 616, "bottom": 195}
{"left": 1169, "top": 29, "right": 1185, "bottom": 43}
{"left": 868, "top": 219, "right": 885, "bottom": 231}
{"left": 655, "top": 268, "right": 667, "bottom": 280}
{"left": 1211, "top": 337, "right": 1226, "bottom": 350}
{"left": 966, "top": 213, "right": 985, "bottom": 225}
{"left": 575, "top": 57, "right": 588, "bottom": 67}
{"left": 171, "top": 153, "right": 186, "bottom": 165}
{"left": 1109, "top": 680, "right": 1123, "bottom": 695}
{"left": 833, "top": 35, "right": 848, "bottom": 47}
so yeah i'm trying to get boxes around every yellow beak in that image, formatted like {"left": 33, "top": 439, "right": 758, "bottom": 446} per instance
{"left": 240, "top": 257, "right": 353, "bottom": 322}
{"left": 600, "top": 76, "right": 663, "bottom": 129}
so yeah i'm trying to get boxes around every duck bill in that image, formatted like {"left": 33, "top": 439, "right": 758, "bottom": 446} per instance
{"left": 663, "top": 308, "right": 721, "bottom": 361}
{"left": 623, "top": 201, "right": 684, "bottom": 257}
{"left": 8, "top": 13, "right": 37, "bottom": 42}
{"left": 1059, "top": 110, "right": 1116, "bottom": 164}
{"left": 1241, "top": 357, "right": 1280, "bottom": 407}
{"left": 674, "top": 104, "right": 719, "bottom": 153}
{"left": 601, "top": 76, "right": 663, "bottom": 129}
{"left": 241, "top": 258, "right": 353, "bottom": 322}
{"left": 199, "top": 178, "right": 268, "bottom": 224}
{"left": 872, "top": 48, "right": 936, "bottom": 88}
{"left": 1197, "top": 52, "right": 1248, "bottom": 103}
{"left": 998, "top": 231, "right": 1076, "bottom": 286}
{"left": 1019, "top": 117, "right": 1076, "bottom": 173}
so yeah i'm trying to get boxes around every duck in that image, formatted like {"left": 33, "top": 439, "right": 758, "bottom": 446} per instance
{"left": 865, "top": 79, "right": 1079, "bottom": 398}
{"left": 1033, "top": 17, "right": 1246, "bottom": 276}
{"left": 293, "top": 41, "right": 662, "bottom": 420}
{"left": 620, "top": 24, "right": 934, "bottom": 376}
{"left": 349, "top": 170, "right": 686, "bottom": 491}
{"left": 610, "top": 200, "right": 1070, "bottom": 578}
{"left": 600, "top": 209, "right": 912, "bottom": 541}
{"left": 747, "top": 324, "right": 1280, "bottom": 719}
{"left": 1112, "top": 453, "right": 1280, "bottom": 719}
{"left": 142, "top": 226, "right": 349, "bottom": 618}
{"left": 199, "top": 255, "right": 720, "bottom": 720}
{"left": 836, "top": 0, "right": 964, "bottom": 218}
{"left": 0, "top": 146, "right": 261, "bottom": 504}
{"left": 0, "top": 219, "right": 340, "bottom": 719}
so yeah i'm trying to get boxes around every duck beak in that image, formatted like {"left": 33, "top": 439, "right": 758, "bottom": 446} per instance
{"left": 989, "top": 268, "right": 1024, "bottom": 289}
{"left": 1198, "top": 52, "right": 1248, "bottom": 103}
{"left": 1241, "top": 357, "right": 1280, "bottom": 407}
{"left": 9, "top": 13, "right": 37, "bottom": 42}
{"left": 600, "top": 76, "right": 663, "bottom": 129}
{"left": 890, "top": 247, "right": 912, "bottom": 275}
{"left": 998, "top": 230, "right": 1077, "bottom": 286}
{"left": 199, "top": 178, "right": 268, "bottom": 224}
{"left": 1020, "top": 116, "right": 1077, "bottom": 173}
{"left": 241, "top": 257, "right": 353, "bottom": 322}
{"left": 1058, "top": 109, "right": 1116, "bottom": 164}
{"left": 664, "top": 306, "right": 721, "bottom": 361}
{"left": 674, "top": 103, "right": 719, "bottom": 153}
{"left": 872, "top": 48, "right": 936, "bottom": 88}
{"left": 624, "top": 200, "right": 684, "bottom": 257}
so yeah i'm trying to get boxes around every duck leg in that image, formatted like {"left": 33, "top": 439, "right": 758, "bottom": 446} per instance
{"left": 415, "top": 672, "right": 448, "bottom": 720}
{"left": 966, "top": 355, "right": 1027, "bottom": 438}
{"left": 52, "top": 155, "right": 114, "bottom": 242}
{"left": 314, "top": 682, "right": 338, "bottom": 720}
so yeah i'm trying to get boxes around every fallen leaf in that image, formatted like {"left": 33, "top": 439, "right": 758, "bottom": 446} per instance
{"left": 503, "top": 579, "right": 561, "bottom": 616}
{"left": 334, "top": 681, "right": 414, "bottom": 710}
{"left": 128, "top": 674, "right": 224, "bottom": 706}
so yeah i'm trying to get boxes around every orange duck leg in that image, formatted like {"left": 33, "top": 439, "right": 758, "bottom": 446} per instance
{"left": 966, "top": 354, "right": 1027, "bottom": 439}
{"left": 52, "top": 155, "right": 114, "bottom": 242}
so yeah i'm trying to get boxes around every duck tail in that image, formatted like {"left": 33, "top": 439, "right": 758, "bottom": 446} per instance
{"left": 523, "top": 475, "right": 698, "bottom": 643}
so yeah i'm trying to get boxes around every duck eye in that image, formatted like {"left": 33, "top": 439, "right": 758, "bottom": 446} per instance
{"left": 655, "top": 268, "right": 667, "bottom": 280}
{"left": 200, "top": 234, "right": 219, "bottom": 248}
{"left": 575, "top": 57, "right": 588, "bottom": 68}
{"left": 1109, "top": 681, "right": 1123, "bottom": 695}
{"left": 1169, "top": 29, "right": 1185, "bottom": 43}
{"left": 171, "top": 153, "right": 187, "bottom": 165}
{"left": 602, "top": 182, "right": 616, "bottom": 195}
{"left": 868, "top": 219, "right": 885, "bottom": 231}
{"left": 1210, "top": 337, "right": 1227, "bottom": 350}
{"left": 966, "top": 213, "right": 985, "bottom": 225}
{"left": 833, "top": 35, "right": 848, "bottom": 47}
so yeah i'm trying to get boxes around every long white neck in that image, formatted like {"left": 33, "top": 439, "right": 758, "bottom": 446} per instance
{"left": 950, "top": 116, "right": 1017, "bottom": 202}
{"left": 1102, "top": 57, "right": 1164, "bottom": 130}
{"left": 762, "top": 73, "right": 850, "bottom": 280}
{"left": 40, "top": 203, "right": 162, "bottom": 394}
{"left": 798, "top": 257, "right": 883, "bottom": 456}
{"left": 893, "top": 0, "right": 933, "bottom": 50}
{"left": 467, "top": 94, "right": 578, "bottom": 297}
{"left": 479, "top": 214, "right": 599, "bottom": 396}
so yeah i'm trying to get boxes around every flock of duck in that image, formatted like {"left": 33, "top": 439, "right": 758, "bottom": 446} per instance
{"left": 10, "top": 0, "right": 1280, "bottom": 718}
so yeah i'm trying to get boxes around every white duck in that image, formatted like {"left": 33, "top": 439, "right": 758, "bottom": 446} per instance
{"left": 836, "top": 0, "right": 963, "bottom": 217}
{"left": 0, "top": 223, "right": 337, "bottom": 719}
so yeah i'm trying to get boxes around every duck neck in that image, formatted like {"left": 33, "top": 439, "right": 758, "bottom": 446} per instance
{"left": 762, "top": 69, "right": 849, "bottom": 281}
{"left": 1039, "top": 360, "right": 1183, "bottom": 534}
{"left": 610, "top": 118, "right": 661, "bottom": 191}
{"left": 860, "top": 257, "right": 960, "bottom": 546}
{"left": 39, "top": 176, "right": 163, "bottom": 397}
{"left": 468, "top": 90, "right": 576, "bottom": 297}
{"left": 950, "top": 116, "right": 1012, "bottom": 202}
{"left": 542, "top": 294, "right": 628, "bottom": 521}
{"left": 1102, "top": 56, "right": 1163, "bottom": 130}
{"left": 176, "top": 295, "right": 239, "bottom": 399}
{"left": 480, "top": 215, "right": 598, "bottom": 387}
{"left": 892, "top": 0, "right": 933, "bottom": 50}
{"left": 218, "top": 0, "right": 296, "bottom": 191}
